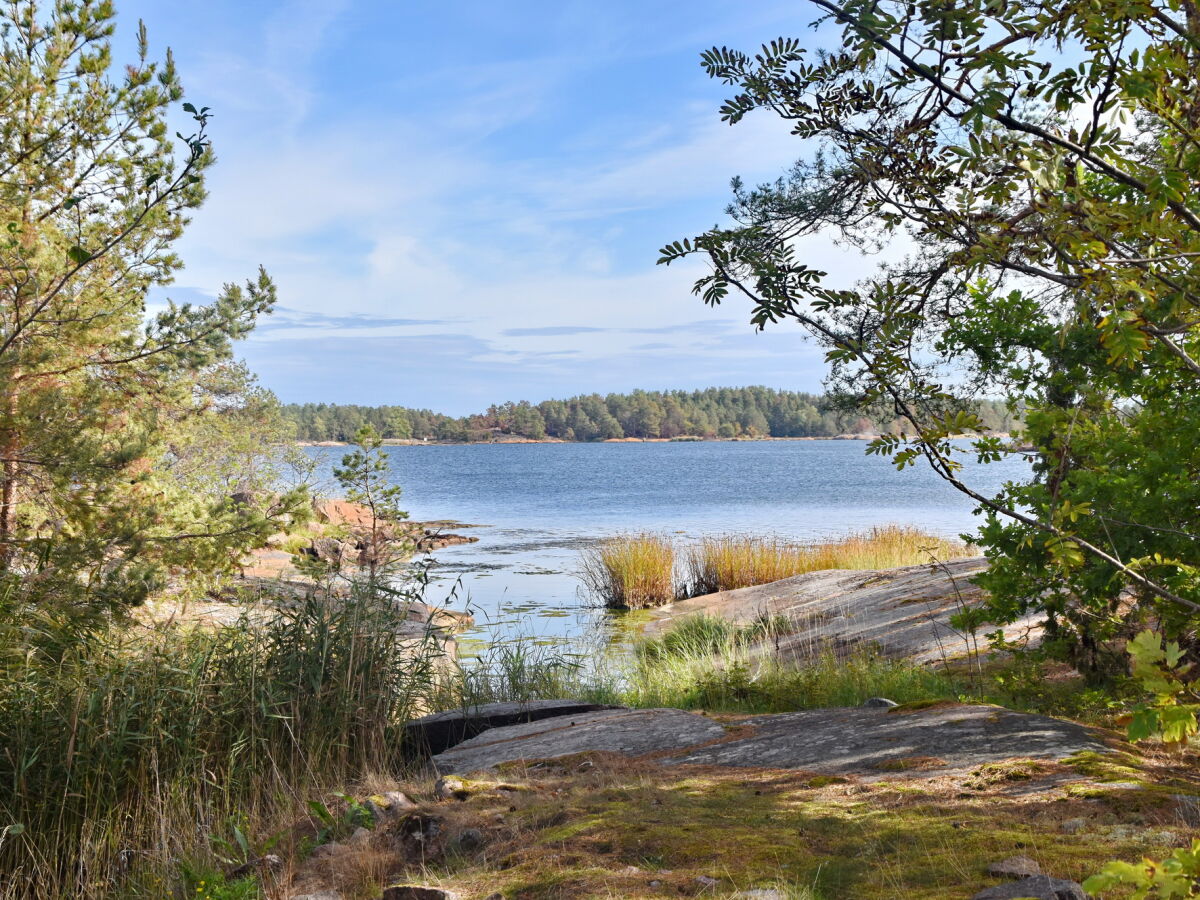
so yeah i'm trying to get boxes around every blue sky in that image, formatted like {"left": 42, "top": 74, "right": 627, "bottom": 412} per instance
{"left": 124, "top": 0, "right": 862, "bottom": 415}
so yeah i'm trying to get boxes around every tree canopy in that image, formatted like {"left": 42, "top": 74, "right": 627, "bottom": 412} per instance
{"left": 661, "top": 0, "right": 1200, "bottom": 666}
{"left": 282, "top": 388, "right": 1018, "bottom": 443}
{"left": 0, "top": 2, "right": 303, "bottom": 619}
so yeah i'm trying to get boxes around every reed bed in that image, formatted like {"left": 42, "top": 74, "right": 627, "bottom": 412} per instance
{"left": 0, "top": 584, "right": 448, "bottom": 899}
{"left": 579, "top": 525, "right": 972, "bottom": 607}
{"left": 578, "top": 533, "right": 676, "bottom": 609}
{"left": 684, "top": 525, "right": 971, "bottom": 596}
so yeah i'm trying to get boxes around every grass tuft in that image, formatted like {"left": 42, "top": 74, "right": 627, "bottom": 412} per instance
{"left": 627, "top": 613, "right": 959, "bottom": 713}
{"left": 578, "top": 533, "right": 676, "bottom": 609}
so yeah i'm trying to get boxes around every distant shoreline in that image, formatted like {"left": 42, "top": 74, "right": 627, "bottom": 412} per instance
{"left": 297, "top": 433, "right": 1012, "bottom": 448}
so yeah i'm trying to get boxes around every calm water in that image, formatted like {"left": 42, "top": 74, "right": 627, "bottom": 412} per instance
{"left": 305, "top": 441, "right": 1028, "bottom": 648}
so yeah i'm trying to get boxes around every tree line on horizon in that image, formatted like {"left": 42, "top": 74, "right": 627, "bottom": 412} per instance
{"left": 282, "top": 387, "right": 1019, "bottom": 443}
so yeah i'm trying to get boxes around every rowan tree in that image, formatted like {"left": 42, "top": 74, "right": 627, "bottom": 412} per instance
{"left": 662, "top": 0, "right": 1200, "bottom": 669}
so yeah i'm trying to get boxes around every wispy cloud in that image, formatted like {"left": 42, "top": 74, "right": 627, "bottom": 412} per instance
{"left": 129, "top": 0, "right": 845, "bottom": 407}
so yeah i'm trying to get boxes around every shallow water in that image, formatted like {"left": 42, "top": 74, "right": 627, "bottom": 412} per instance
{"left": 304, "top": 440, "right": 1028, "bottom": 648}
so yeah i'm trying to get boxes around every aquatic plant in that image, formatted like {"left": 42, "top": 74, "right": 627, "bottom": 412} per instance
{"left": 578, "top": 533, "right": 677, "bottom": 609}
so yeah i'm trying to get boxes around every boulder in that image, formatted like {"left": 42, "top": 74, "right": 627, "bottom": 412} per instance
{"left": 314, "top": 499, "right": 375, "bottom": 528}
{"left": 367, "top": 791, "right": 418, "bottom": 823}
{"left": 664, "top": 704, "right": 1109, "bottom": 778}
{"left": 971, "top": 875, "right": 1088, "bottom": 900}
{"left": 987, "top": 856, "right": 1042, "bottom": 879}
{"left": 446, "top": 827, "right": 485, "bottom": 855}
{"left": 431, "top": 702, "right": 1112, "bottom": 780}
{"left": 407, "top": 699, "right": 625, "bottom": 755}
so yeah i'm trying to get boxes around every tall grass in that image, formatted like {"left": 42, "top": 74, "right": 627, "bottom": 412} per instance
{"left": 626, "top": 613, "right": 958, "bottom": 713}
{"left": 683, "top": 525, "right": 971, "bottom": 596}
{"left": 578, "top": 533, "right": 676, "bottom": 609}
{"left": 0, "top": 583, "right": 448, "bottom": 899}
{"left": 579, "top": 525, "right": 973, "bottom": 607}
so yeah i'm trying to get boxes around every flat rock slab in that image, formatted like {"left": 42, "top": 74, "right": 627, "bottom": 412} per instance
{"left": 648, "top": 558, "right": 1041, "bottom": 664}
{"left": 407, "top": 700, "right": 624, "bottom": 755}
{"left": 666, "top": 704, "right": 1107, "bottom": 776}
{"left": 432, "top": 708, "right": 727, "bottom": 774}
{"left": 433, "top": 703, "right": 1111, "bottom": 779}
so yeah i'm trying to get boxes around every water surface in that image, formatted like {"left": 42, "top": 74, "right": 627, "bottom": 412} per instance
{"left": 305, "top": 440, "right": 1027, "bottom": 647}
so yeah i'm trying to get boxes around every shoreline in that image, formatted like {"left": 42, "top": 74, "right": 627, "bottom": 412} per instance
{"left": 298, "top": 432, "right": 1011, "bottom": 447}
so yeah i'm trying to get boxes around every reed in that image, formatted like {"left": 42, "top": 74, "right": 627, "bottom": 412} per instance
{"left": 683, "top": 525, "right": 971, "bottom": 596}
{"left": 0, "top": 582, "right": 448, "bottom": 899}
{"left": 578, "top": 533, "right": 677, "bottom": 609}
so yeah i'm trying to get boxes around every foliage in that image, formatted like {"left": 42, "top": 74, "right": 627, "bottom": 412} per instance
{"left": 1125, "top": 629, "right": 1200, "bottom": 746}
{"left": 282, "top": 387, "right": 1016, "bottom": 442}
{"left": 0, "top": 577, "right": 445, "bottom": 897}
{"left": 306, "top": 793, "right": 375, "bottom": 846}
{"left": 327, "top": 424, "right": 409, "bottom": 583}
{"left": 1084, "top": 841, "right": 1200, "bottom": 898}
{"left": 1075, "top": 631, "right": 1200, "bottom": 897}
{"left": 0, "top": 2, "right": 305, "bottom": 621}
{"left": 627, "top": 615, "right": 958, "bottom": 713}
{"left": 579, "top": 526, "right": 968, "bottom": 606}
{"left": 661, "top": 0, "right": 1200, "bottom": 669}
{"left": 683, "top": 525, "right": 969, "bottom": 596}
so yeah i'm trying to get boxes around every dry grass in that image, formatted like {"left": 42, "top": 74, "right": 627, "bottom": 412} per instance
{"left": 579, "top": 526, "right": 971, "bottom": 608}
{"left": 683, "top": 525, "right": 972, "bottom": 596}
{"left": 578, "top": 533, "right": 677, "bottom": 609}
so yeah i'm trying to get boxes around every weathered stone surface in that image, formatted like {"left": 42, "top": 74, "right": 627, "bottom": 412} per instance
{"left": 432, "top": 702, "right": 1108, "bottom": 778}
{"left": 665, "top": 704, "right": 1107, "bottom": 776}
{"left": 971, "top": 875, "right": 1088, "bottom": 900}
{"left": 987, "top": 855, "right": 1043, "bottom": 879}
{"left": 446, "top": 827, "right": 485, "bottom": 854}
{"left": 367, "top": 791, "right": 418, "bottom": 822}
{"left": 380, "top": 888, "right": 460, "bottom": 900}
{"left": 408, "top": 699, "right": 623, "bottom": 755}
{"left": 648, "top": 558, "right": 1041, "bottom": 663}
{"left": 432, "top": 708, "right": 727, "bottom": 774}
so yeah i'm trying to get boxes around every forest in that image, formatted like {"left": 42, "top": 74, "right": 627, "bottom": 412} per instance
{"left": 282, "top": 387, "right": 1019, "bottom": 442}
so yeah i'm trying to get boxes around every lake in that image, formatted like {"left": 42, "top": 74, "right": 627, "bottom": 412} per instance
{"left": 304, "top": 440, "right": 1028, "bottom": 649}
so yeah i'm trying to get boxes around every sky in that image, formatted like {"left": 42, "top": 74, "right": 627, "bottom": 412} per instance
{"left": 121, "top": 0, "right": 861, "bottom": 415}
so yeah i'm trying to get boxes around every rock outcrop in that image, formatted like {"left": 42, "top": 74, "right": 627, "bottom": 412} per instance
{"left": 648, "top": 558, "right": 1039, "bottom": 663}
{"left": 430, "top": 701, "right": 1111, "bottom": 778}
{"left": 405, "top": 699, "right": 623, "bottom": 755}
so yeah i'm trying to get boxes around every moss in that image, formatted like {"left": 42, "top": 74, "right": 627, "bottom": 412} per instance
{"left": 875, "top": 756, "right": 947, "bottom": 772}
{"left": 1063, "top": 749, "right": 1147, "bottom": 782}
{"left": 362, "top": 742, "right": 1200, "bottom": 900}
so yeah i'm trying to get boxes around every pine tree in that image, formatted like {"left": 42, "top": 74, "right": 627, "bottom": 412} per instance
{"left": 0, "top": 3, "right": 298, "bottom": 616}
